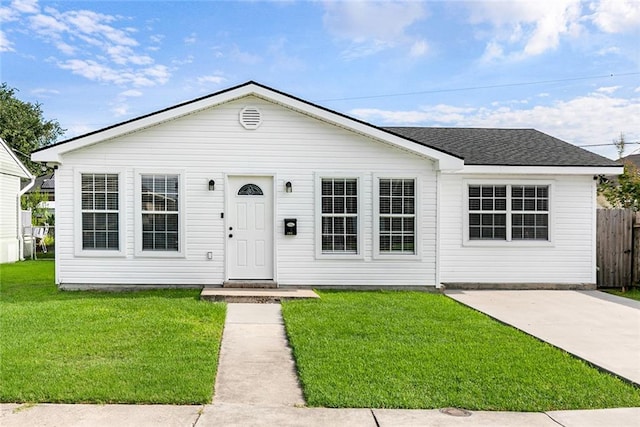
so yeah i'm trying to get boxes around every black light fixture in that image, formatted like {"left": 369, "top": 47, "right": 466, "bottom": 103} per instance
{"left": 285, "top": 181, "right": 292, "bottom": 193}
{"left": 208, "top": 179, "right": 215, "bottom": 191}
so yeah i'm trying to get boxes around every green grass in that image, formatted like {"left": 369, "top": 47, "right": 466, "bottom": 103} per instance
{"left": 605, "top": 288, "right": 640, "bottom": 301}
{"left": 282, "top": 291, "right": 640, "bottom": 411}
{"left": 0, "top": 261, "right": 225, "bottom": 404}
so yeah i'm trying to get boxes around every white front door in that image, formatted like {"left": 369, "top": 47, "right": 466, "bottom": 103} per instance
{"left": 227, "top": 176, "right": 274, "bottom": 280}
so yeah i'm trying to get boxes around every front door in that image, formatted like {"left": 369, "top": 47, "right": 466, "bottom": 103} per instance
{"left": 227, "top": 176, "right": 274, "bottom": 280}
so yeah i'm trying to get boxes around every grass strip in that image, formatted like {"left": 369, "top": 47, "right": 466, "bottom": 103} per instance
{"left": 0, "top": 261, "right": 225, "bottom": 404}
{"left": 604, "top": 288, "right": 640, "bottom": 302}
{"left": 282, "top": 290, "right": 640, "bottom": 411}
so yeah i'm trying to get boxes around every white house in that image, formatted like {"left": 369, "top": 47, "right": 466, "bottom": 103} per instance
{"left": 32, "top": 82, "right": 622, "bottom": 290}
{"left": 1, "top": 138, "right": 34, "bottom": 263}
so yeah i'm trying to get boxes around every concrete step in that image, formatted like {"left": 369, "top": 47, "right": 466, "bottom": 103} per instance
{"left": 201, "top": 287, "right": 320, "bottom": 303}
{"left": 223, "top": 280, "right": 277, "bottom": 289}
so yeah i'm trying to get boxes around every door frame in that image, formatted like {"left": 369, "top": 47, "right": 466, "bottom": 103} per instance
{"left": 224, "top": 173, "right": 278, "bottom": 282}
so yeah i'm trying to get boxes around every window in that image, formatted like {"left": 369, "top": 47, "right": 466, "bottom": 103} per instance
{"left": 511, "top": 185, "right": 549, "bottom": 240}
{"left": 379, "top": 178, "right": 416, "bottom": 253}
{"left": 141, "top": 174, "right": 179, "bottom": 251}
{"left": 81, "top": 173, "right": 120, "bottom": 250}
{"left": 469, "top": 185, "right": 507, "bottom": 240}
{"left": 468, "top": 184, "right": 550, "bottom": 242}
{"left": 321, "top": 178, "right": 358, "bottom": 254}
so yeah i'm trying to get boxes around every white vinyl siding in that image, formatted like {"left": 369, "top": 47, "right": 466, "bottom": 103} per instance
{"left": 440, "top": 174, "right": 594, "bottom": 284}
{"left": 51, "top": 96, "right": 438, "bottom": 287}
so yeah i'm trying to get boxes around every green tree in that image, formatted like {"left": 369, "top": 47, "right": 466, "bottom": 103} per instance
{"left": 0, "top": 83, "right": 65, "bottom": 174}
{"left": 599, "top": 161, "right": 640, "bottom": 211}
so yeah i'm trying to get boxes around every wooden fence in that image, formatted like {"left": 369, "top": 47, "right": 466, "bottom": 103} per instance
{"left": 596, "top": 208, "right": 639, "bottom": 288}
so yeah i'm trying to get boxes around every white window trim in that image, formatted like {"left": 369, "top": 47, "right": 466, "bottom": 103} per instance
{"left": 315, "top": 172, "right": 364, "bottom": 259}
{"left": 74, "top": 169, "right": 126, "bottom": 258}
{"left": 463, "top": 179, "right": 555, "bottom": 247}
{"left": 373, "top": 175, "right": 422, "bottom": 260}
{"left": 134, "top": 169, "right": 186, "bottom": 258}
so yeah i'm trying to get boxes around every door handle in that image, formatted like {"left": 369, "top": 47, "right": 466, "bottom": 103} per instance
{"left": 229, "top": 226, "right": 233, "bottom": 231}
{"left": 229, "top": 234, "right": 233, "bottom": 238}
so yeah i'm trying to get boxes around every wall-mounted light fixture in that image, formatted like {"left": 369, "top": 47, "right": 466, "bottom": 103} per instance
{"left": 285, "top": 181, "right": 292, "bottom": 193}
{"left": 208, "top": 179, "right": 215, "bottom": 191}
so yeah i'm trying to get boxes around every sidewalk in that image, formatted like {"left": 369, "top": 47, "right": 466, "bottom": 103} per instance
{"left": 2, "top": 301, "right": 639, "bottom": 426}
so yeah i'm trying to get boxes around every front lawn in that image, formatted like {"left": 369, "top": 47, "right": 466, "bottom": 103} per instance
{"left": 282, "top": 291, "right": 640, "bottom": 411}
{"left": 0, "top": 261, "right": 225, "bottom": 404}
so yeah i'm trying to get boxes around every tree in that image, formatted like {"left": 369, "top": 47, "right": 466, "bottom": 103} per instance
{"left": 599, "top": 161, "right": 640, "bottom": 211}
{"left": 0, "top": 83, "right": 65, "bottom": 174}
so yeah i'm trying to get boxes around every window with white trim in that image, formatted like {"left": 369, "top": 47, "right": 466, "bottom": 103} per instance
{"left": 141, "top": 174, "right": 179, "bottom": 251}
{"left": 379, "top": 178, "right": 416, "bottom": 253}
{"left": 321, "top": 178, "right": 358, "bottom": 254}
{"left": 81, "top": 173, "right": 120, "bottom": 250}
{"left": 511, "top": 185, "right": 549, "bottom": 240}
{"left": 468, "top": 184, "right": 549, "bottom": 241}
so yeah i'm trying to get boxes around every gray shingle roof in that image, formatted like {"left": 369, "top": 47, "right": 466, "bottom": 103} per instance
{"left": 384, "top": 127, "right": 620, "bottom": 167}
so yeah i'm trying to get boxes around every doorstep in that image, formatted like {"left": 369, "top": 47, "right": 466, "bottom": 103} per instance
{"left": 201, "top": 287, "right": 320, "bottom": 303}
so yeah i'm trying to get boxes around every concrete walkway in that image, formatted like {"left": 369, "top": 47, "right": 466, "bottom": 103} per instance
{"left": 446, "top": 290, "right": 640, "bottom": 385}
{"left": 214, "top": 303, "right": 305, "bottom": 406}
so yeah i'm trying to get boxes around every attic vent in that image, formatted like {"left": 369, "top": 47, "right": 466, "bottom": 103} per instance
{"left": 239, "top": 106, "right": 262, "bottom": 130}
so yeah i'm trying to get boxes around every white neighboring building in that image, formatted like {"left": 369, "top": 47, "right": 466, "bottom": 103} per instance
{"left": 0, "top": 138, "right": 34, "bottom": 263}
{"left": 32, "top": 82, "right": 622, "bottom": 289}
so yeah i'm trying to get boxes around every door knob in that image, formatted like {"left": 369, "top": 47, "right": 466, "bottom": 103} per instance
{"left": 229, "top": 226, "right": 233, "bottom": 231}
{"left": 229, "top": 234, "right": 233, "bottom": 238}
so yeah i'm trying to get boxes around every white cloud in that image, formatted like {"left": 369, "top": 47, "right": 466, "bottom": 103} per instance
{"left": 350, "top": 92, "right": 640, "bottom": 159}
{"left": 31, "top": 88, "right": 60, "bottom": 96}
{"left": 409, "top": 39, "right": 429, "bottom": 57}
{"left": 590, "top": 0, "right": 640, "bottom": 33}
{"left": 184, "top": 33, "right": 197, "bottom": 44}
{"left": 11, "top": 0, "right": 39, "bottom": 14}
{"left": 323, "top": 0, "right": 427, "bottom": 58}
{"left": 469, "top": 0, "right": 584, "bottom": 60}
{"left": 119, "top": 89, "right": 142, "bottom": 97}
{"left": 197, "top": 75, "right": 226, "bottom": 85}
{"left": 596, "top": 86, "right": 621, "bottom": 94}
{"left": 0, "top": 30, "right": 14, "bottom": 52}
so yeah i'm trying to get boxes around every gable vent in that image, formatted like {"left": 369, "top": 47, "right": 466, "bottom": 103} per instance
{"left": 239, "top": 106, "right": 262, "bottom": 130}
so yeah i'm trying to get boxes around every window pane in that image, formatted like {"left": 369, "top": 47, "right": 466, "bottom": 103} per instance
{"left": 107, "top": 193, "right": 118, "bottom": 210}
{"left": 82, "top": 193, "right": 93, "bottom": 210}
{"left": 322, "top": 197, "right": 332, "bottom": 214}
{"left": 106, "top": 175, "right": 118, "bottom": 192}
{"left": 346, "top": 180, "right": 357, "bottom": 195}
{"left": 322, "top": 180, "right": 332, "bottom": 196}
{"left": 322, "top": 217, "right": 332, "bottom": 234}
{"left": 469, "top": 199, "right": 480, "bottom": 211}
{"left": 404, "top": 180, "right": 414, "bottom": 196}
{"left": 380, "top": 235, "right": 391, "bottom": 251}
{"left": 346, "top": 197, "right": 357, "bottom": 214}
{"left": 94, "top": 176, "right": 106, "bottom": 192}
{"left": 94, "top": 193, "right": 105, "bottom": 210}
{"left": 380, "top": 197, "right": 390, "bottom": 214}
{"left": 82, "top": 175, "right": 94, "bottom": 192}
{"left": 469, "top": 186, "right": 480, "bottom": 198}
{"left": 380, "top": 217, "right": 390, "bottom": 233}
{"left": 404, "top": 198, "right": 414, "bottom": 214}
{"left": 392, "top": 198, "right": 403, "bottom": 214}
{"left": 404, "top": 218, "right": 414, "bottom": 233}
{"left": 334, "top": 197, "right": 344, "bottom": 214}
{"left": 380, "top": 180, "right": 390, "bottom": 196}
{"left": 346, "top": 217, "right": 357, "bottom": 234}
{"left": 334, "top": 180, "right": 344, "bottom": 195}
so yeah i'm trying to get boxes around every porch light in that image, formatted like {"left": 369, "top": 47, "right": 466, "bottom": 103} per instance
{"left": 208, "top": 179, "right": 215, "bottom": 191}
{"left": 285, "top": 181, "right": 292, "bottom": 193}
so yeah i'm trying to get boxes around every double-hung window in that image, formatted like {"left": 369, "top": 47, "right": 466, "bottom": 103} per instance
{"left": 81, "top": 173, "right": 120, "bottom": 250}
{"left": 379, "top": 178, "right": 416, "bottom": 254}
{"left": 468, "top": 183, "right": 550, "bottom": 242}
{"left": 141, "top": 174, "right": 180, "bottom": 252}
{"left": 320, "top": 178, "right": 359, "bottom": 254}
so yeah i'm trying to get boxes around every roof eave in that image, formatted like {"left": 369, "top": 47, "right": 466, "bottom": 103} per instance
{"left": 449, "top": 165, "right": 623, "bottom": 175}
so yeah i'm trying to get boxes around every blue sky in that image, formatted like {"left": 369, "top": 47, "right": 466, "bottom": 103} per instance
{"left": 1, "top": 0, "right": 638, "bottom": 159}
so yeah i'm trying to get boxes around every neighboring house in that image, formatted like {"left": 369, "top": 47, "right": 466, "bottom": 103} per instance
{"left": 26, "top": 173, "right": 56, "bottom": 210}
{"left": 32, "top": 82, "right": 622, "bottom": 289}
{"left": 0, "top": 138, "right": 34, "bottom": 263}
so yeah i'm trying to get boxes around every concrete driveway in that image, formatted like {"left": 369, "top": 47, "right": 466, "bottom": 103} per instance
{"left": 446, "top": 290, "right": 640, "bottom": 385}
